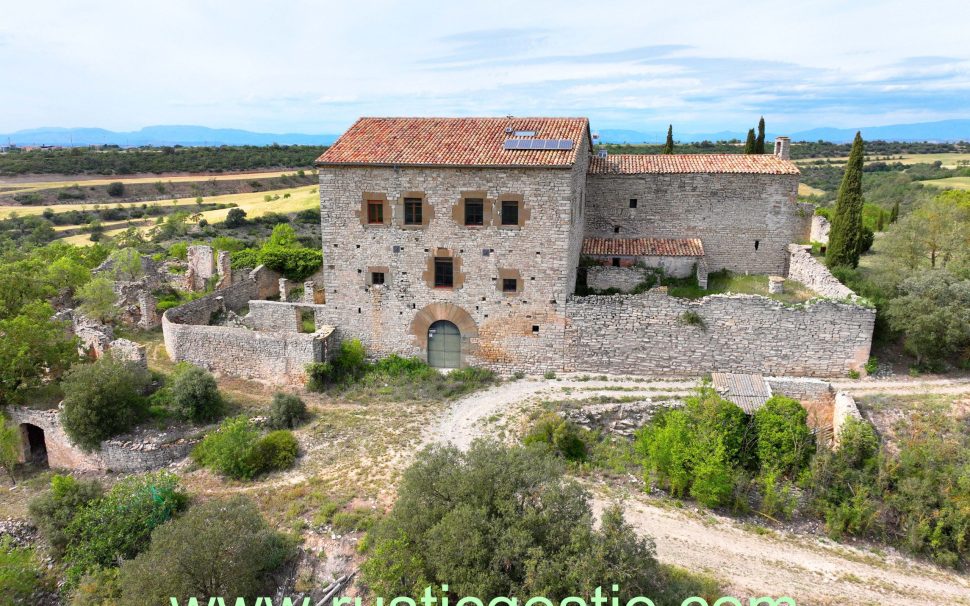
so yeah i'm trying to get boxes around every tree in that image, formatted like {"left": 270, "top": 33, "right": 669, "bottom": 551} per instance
{"left": 224, "top": 207, "right": 247, "bottom": 228}
{"left": 60, "top": 356, "right": 151, "bottom": 451}
{"left": 826, "top": 132, "right": 866, "bottom": 268}
{"left": 362, "top": 441, "right": 661, "bottom": 601}
{"left": 268, "top": 392, "right": 308, "bottom": 429}
{"left": 753, "top": 395, "right": 813, "bottom": 476}
{"left": 118, "top": 497, "right": 292, "bottom": 605}
{"left": 662, "top": 125, "right": 674, "bottom": 154}
{"left": 107, "top": 248, "right": 143, "bottom": 282}
{"left": 169, "top": 364, "right": 222, "bottom": 423}
{"left": 743, "top": 128, "right": 757, "bottom": 154}
{"left": 0, "top": 415, "right": 19, "bottom": 484}
{"left": 890, "top": 200, "right": 900, "bottom": 223}
{"left": 0, "top": 302, "right": 77, "bottom": 405}
{"left": 76, "top": 276, "right": 118, "bottom": 322}
{"left": 48, "top": 257, "right": 91, "bottom": 293}
{"left": 883, "top": 192, "right": 970, "bottom": 273}
{"left": 886, "top": 271, "right": 970, "bottom": 366}
{"left": 106, "top": 182, "right": 125, "bottom": 197}
{"left": 755, "top": 116, "right": 766, "bottom": 154}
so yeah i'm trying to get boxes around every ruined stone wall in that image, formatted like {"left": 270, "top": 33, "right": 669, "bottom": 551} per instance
{"left": 317, "top": 155, "right": 589, "bottom": 372}
{"left": 248, "top": 300, "right": 329, "bottom": 333}
{"left": 833, "top": 391, "right": 863, "bottom": 448}
{"left": 585, "top": 172, "right": 811, "bottom": 274}
{"left": 563, "top": 290, "right": 875, "bottom": 377}
{"left": 811, "top": 215, "right": 831, "bottom": 244}
{"left": 786, "top": 244, "right": 855, "bottom": 299}
{"left": 765, "top": 376, "right": 833, "bottom": 401}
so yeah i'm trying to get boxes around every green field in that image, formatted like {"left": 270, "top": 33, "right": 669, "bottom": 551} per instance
{"left": 920, "top": 176, "right": 970, "bottom": 190}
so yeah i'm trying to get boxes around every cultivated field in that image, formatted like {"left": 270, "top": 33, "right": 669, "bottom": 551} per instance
{"left": 795, "top": 152, "right": 970, "bottom": 168}
{"left": 0, "top": 169, "right": 299, "bottom": 197}
{"left": 921, "top": 176, "right": 970, "bottom": 190}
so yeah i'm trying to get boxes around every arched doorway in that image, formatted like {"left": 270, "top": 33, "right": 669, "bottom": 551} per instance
{"left": 20, "top": 424, "right": 48, "bottom": 466}
{"left": 428, "top": 320, "right": 461, "bottom": 368}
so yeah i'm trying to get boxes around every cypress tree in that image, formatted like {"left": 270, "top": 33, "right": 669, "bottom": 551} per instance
{"left": 826, "top": 132, "right": 866, "bottom": 268}
{"left": 743, "top": 129, "right": 757, "bottom": 154}
{"left": 755, "top": 116, "right": 766, "bottom": 154}
{"left": 890, "top": 200, "right": 900, "bottom": 223}
{"left": 662, "top": 125, "right": 674, "bottom": 154}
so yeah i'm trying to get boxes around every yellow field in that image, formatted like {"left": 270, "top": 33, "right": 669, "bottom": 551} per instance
{"left": 921, "top": 177, "right": 970, "bottom": 190}
{"left": 795, "top": 152, "right": 970, "bottom": 169}
{"left": 53, "top": 185, "right": 319, "bottom": 245}
{"left": 798, "top": 183, "right": 825, "bottom": 196}
{"left": 0, "top": 170, "right": 305, "bottom": 197}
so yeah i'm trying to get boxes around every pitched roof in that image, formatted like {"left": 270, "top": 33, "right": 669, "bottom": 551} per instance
{"left": 582, "top": 237, "right": 705, "bottom": 257}
{"left": 588, "top": 154, "right": 800, "bottom": 175}
{"left": 316, "top": 117, "right": 590, "bottom": 168}
{"left": 711, "top": 373, "right": 773, "bottom": 414}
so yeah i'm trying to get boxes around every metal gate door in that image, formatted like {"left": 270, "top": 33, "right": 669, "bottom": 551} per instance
{"left": 427, "top": 320, "right": 461, "bottom": 368}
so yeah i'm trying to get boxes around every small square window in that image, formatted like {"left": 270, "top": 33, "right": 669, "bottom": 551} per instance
{"left": 612, "top": 258, "right": 621, "bottom": 267}
{"left": 614, "top": 225, "right": 621, "bottom": 234}
{"left": 434, "top": 257, "right": 454, "bottom": 288}
{"left": 502, "top": 278, "right": 517, "bottom": 293}
{"left": 371, "top": 272, "right": 385, "bottom": 285}
{"left": 464, "top": 198, "right": 484, "bottom": 226}
{"left": 501, "top": 200, "right": 519, "bottom": 226}
{"left": 532, "top": 325, "right": 539, "bottom": 334}
{"left": 404, "top": 198, "right": 423, "bottom": 225}
{"left": 367, "top": 200, "right": 384, "bottom": 224}
{"left": 629, "top": 198, "right": 638, "bottom": 208}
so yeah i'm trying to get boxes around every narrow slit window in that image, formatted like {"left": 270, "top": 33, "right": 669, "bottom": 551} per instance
{"left": 464, "top": 198, "right": 484, "bottom": 226}
{"left": 501, "top": 200, "right": 519, "bottom": 226}
{"left": 404, "top": 198, "right": 423, "bottom": 225}
{"left": 434, "top": 257, "right": 454, "bottom": 288}
{"left": 754, "top": 239, "right": 760, "bottom": 251}
{"left": 502, "top": 278, "right": 517, "bottom": 293}
{"left": 367, "top": 200, "right": 384, "bottom": 224}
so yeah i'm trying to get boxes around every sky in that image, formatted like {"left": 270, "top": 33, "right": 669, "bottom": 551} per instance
{"left": 1, "top": 0, "right": 969, "bottom": 137}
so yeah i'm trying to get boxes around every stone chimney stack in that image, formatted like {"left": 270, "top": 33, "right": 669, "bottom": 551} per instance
{"left": 774, "top": 136, "right": 791, "bottom": 160}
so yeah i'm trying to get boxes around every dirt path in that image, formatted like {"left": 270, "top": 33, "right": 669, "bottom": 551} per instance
{"left": 429, "top": 374, "right": 970, "bottom": 606}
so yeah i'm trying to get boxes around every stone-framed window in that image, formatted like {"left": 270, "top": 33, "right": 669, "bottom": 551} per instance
{"left": 452, "top": 190, "right": 492, "bottom": 228}
{"left": 366, "top": 265, "right": 389, "bottom": 286}
{"left": 498, "top": 194, "right": 529, "bottom": 227}
{"left": 464, "top": 198, "right": 484, "bottom": 226}
{"left": 397, "top": 191, "right": 432, "bottom": 228}
{"left": 422, "top": 248, "right": 464, "bottom": 290}
{"left": 359, "top": 192, "right": 390, "bottom": 227}
{"left": 497, "top": 268, "right": 522, "bottom": 295}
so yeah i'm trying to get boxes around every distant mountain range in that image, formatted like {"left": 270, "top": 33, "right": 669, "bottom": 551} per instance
{"left": 2, "top": 119, "right": 969, "bottom": 148}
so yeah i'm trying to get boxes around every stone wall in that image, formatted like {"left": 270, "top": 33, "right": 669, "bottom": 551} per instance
{"left": 563, "top": 289, "right": 875, "bottom": 377}
{"left": 586, "top": 266, "right": 650, "bottom": 292}
{"left": 811, "top": 215, "right": 830, "bottom": 244}
{"left": 249, "top": 300, "right": 329, "bottom": 333}
{"left": 585, "top": 172, "right": 811, "bottom": 274}
{"left": 317, "top": 153, "right": 589, "bottom": 372}
{"left": 786, "top": 244, "right": 855, "bottom": 299}
{"left": 765, "top": 376, "right": 832, "bottom": 401}
{"left": 832, "top": 391, "right": 863, "bottom": 448}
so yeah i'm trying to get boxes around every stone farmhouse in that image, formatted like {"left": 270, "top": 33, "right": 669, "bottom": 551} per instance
{"left": 162, "top": 116, "right": 875, "bottom": 381}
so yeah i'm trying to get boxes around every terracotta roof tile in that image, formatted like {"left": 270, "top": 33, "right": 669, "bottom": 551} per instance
{"left": 317, "top": 117, "right": 590, "bottom": 168}
{"left": 582, "top": 237, "right": 705, "bottom": 257}
{"left": 588, "top": 154, "right": 800, "bottom": 175}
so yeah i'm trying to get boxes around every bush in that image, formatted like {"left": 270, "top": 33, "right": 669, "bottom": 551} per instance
{"left": 886, "top": 271, "right": 970, "bottom": 366}
{"left": 259, "top": 246, "right": 322, "bottom": 281}
{"left": 118, "top": 497, "right": 293, "bottom": 605}
{"left": 523, "top": 412, "right": 587, "bottom": 461}
{"left": 28, "top": 475, "right": 103, "bottom": 556}
{"left": 230, "top": 248, "right": 261, "bottom": 269}
{"left": 169, "top": 363, "right": 222, "bottom": 423}
{"left": 362, "top": 441, "right": 661, "bottom": 601}
{"left": 246, "top": 430, "right": 299, "bottom": 472}
{"left": 268, "top": 392, "right": 308, "bottom": 429}
{"left": 63, "top": 472, "right": 187, "bottom": 582}
{"left": 106, "top": 182, "right": 125, "bottom": 197}
{"left": 192, "top": 418, "right": 297, "bottom": 479}
{"left": 167, "top": 241, "right": 188, "bottom": 260}
{"left": 61, "top": 356, "right": 151, "bottom": 451}
{"left": 0, "top": 538, "right": 45, "bottom": 602}
{"left": 72, "top": 567, "right": 121, "bottom": 606}
{"left": 753, "top": 395, "right": 814, "bottom": 476}
{"left": 224, "top": 207, "right": 247, "bottom": 228}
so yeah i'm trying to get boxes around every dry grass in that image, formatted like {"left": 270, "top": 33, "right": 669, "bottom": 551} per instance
{"left": 921, "top": 176, "right": 970, "bottom": 190}
{"left": 0, "top": 170, "right": 299, "bottom": 197}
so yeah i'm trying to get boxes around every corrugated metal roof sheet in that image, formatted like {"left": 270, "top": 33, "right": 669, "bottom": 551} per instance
{"left": 582, "top": 237, "right": 705, "bottom": 257}
{"left": 711, "top": 372, "right": 773, "bottom": 414}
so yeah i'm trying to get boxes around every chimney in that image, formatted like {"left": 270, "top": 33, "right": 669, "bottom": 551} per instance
{"left": 774, "top": 136, "right": 791, "bottom": 160}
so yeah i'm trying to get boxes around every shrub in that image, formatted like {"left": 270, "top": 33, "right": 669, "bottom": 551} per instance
{"left": 106, "top": 182, "right": 125, "bottom": 197}
{"left": 72, "top": 567, "right": 121, "bottom": 606}
{"left": 259, "top": 246, "right": 322, "bottom": 281}
{"left": 224, "top": 207, "right": 247, "bottom": 228}
{"left": 76, "top": 275, "right": 119, "bottom": 322}
{"left": 230, "top": 248, "right": 261, "bottom": 269}
{"left": 167, "top": 242, "right": 188, "bottom": 260}
{"left": 268, "top": 392, "right": 308, "bottom": 429}
{"left": 753, "top": 395, "right": 813, "bottom": 476}
{"left": 523, "top": 412, "right": 587, "bottom": 461}
{"left": 169, "top": 363, "right": 222, "bottom": 423}
{"left": 678, "top": 310, "right": 707, "bottom": 330}
{"left": 192, "top": 416, "right": 261, "bottom": 479}
{"left": 61, "top": 356, "right": 151, "bottom": 451}
{"left": 108, "top": 247, "right": 143, "bottom": 281}
{"left": 246, "top": 430, "right": 299, "bottom": 472}
{"left": 28, "top": 475, "right": 103, "bottom": 556}
{"left": 362, "top": 441, "right": 661, "bottom": 601}
{"left": 118, "top": 497, "right": 293, "bottom": 605}
{"left": 331, "top": 507, "right": 378, "bottom": 533}
{"left": 886, "top": 271, "right": 970, "bottom": 366}
{"left": 0, "top": 538, "right": 44, "bottom": 602}
{"left": 63, "top": 472, "right": 186, "bottom": 582}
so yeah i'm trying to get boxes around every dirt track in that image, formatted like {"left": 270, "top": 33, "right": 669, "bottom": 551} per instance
{"left": 429, "top": 374, "right": 970, "bottom": 606}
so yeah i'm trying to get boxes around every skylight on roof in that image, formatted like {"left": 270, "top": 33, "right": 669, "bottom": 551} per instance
{"left": 513, "top": 130, "right": 536, "bottom": 137}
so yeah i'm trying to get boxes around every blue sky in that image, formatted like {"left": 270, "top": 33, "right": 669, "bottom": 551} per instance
{"left": 1, "top": 0, "right": 968, "bottom": 136}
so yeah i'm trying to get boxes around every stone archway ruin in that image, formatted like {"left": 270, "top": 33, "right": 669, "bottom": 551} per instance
{"left": 19, "top": 423, "right": 48, "bottom": 467}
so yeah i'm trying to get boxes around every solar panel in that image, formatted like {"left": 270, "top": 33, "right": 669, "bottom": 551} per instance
{"left": 503, "top": 138, "right": 574, "bottom": 151}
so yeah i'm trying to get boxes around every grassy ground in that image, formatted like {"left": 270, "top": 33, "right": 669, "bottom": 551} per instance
{"left": 798, "top": 183, "right": 825, "bottom": 196}
{"left": 794, "top": 152, "right": 970, "bottom": 169}
{"left": 921, "top": 176, "right": 970, "bottom": 190}
{"left": 665, "top": 271, "right": 816, "bottom": 304}
{"left": 0, "top": 170, "right": 298, "bottom": 197}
